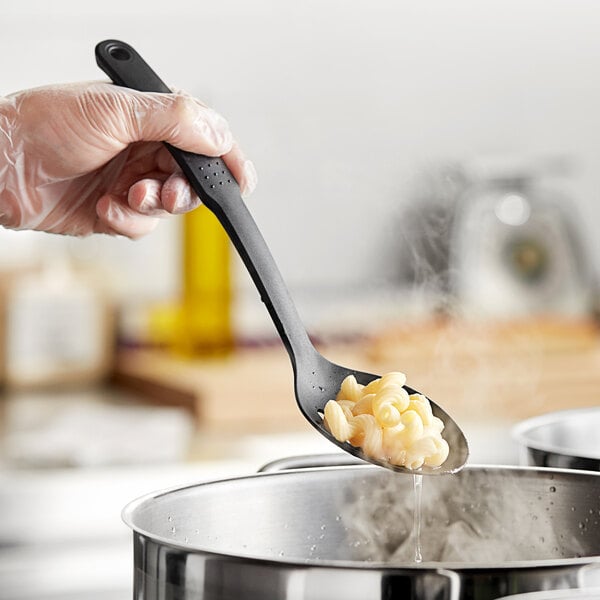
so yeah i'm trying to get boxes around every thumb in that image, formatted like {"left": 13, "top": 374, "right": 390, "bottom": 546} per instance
{"left": 99, "top": 83, "right": 234, "bottom": 156}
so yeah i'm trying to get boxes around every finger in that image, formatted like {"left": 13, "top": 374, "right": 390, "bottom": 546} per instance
{"left": 128, "top": 179, "right": 172, "bottom": 217}
{"left": 103, "top": 84, "right": 234, "bottom": 156}
{"left": 161, "top": 172, "right": 201, "bottom": 214}
{"left": 96, "top": 194, "right": 160, "bottom": 238}
{"left": 222, "top": 142, "right": 258, "bottom": 198}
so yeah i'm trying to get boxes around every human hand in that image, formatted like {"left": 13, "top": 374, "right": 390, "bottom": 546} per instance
{"left": 0, "top": 81, "right": 257, "bottom": 237}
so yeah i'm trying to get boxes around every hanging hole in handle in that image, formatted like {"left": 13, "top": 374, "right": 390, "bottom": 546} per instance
{"left": 108, "top": 45, "right": 131, "bottom": 61}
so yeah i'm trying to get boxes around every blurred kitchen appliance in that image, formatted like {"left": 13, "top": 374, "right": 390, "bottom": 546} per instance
{"left": 449, "top": 157, "right": 593, "bottom": 319}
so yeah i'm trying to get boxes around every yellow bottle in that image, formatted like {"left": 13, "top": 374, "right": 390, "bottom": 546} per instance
{"left": 177, "top": 205, "right": 233, "bottom": 356}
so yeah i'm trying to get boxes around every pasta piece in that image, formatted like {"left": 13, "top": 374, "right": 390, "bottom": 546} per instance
{"left": 337, "top": 400, "right": 356, "bottom": 418}
{"left": 407, "top": 394, "right": 433, "bottom": 427}
{"left": 323, "top": 400, "right": 355, "bottom": 441}
{"left": 349, "top": 414, "right": 384, "bottom": 460}
{"left": 424, "top": 437, "right": 449, "bottom": 467}
{"left": 322, "top": 372, "right": 449, "bottom": 470}
{"left": 352, "top": 393, "right": 374, "bottom": 416}
{"left": 336, "top": 374, "right": 364, "bottom": 403}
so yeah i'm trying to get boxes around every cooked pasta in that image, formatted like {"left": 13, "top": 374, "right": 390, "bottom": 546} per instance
{"left": 322, "top": 372, "right": 449, "bottom": 469}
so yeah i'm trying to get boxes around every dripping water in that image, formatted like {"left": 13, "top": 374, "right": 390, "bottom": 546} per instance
{"left": 413, "top": 473, "right": 423, "bottom": 563}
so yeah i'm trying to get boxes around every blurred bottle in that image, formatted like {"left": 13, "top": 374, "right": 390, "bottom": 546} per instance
{"left": 146, "top": 207, "right": 233, "bottom": 355}
{"left": 176, "top": 206, "right": 233, "bottom": 356}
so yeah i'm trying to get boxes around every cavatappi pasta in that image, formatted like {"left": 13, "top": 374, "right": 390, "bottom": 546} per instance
{"left": 323, "top": 372, "right": 449, "bottom": 469}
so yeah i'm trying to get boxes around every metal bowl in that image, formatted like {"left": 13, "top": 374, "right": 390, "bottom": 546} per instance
{"left": 122, "top": 462, "right": 600, "bottom": 600}
{"left": 513, "top": 407, "right": 600, "bottom": 470}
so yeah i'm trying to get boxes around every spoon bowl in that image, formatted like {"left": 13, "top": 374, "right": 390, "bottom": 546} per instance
{"left": 296, "top": 350, "right": 468, "bottom": 474}
{"left": 96, "top": 39, "right": 469, "bottom": 475}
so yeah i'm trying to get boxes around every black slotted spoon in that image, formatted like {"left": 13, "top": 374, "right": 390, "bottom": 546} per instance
{"left": 95, "top": 39, "right": 468, "bottom": 475}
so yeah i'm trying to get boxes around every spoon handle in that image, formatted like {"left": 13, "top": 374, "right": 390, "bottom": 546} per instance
{"left": 95, "top": 39, "right": 315, "bottom": 370}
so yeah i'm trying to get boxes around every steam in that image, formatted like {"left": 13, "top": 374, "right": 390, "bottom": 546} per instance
{"left": 340, "top": 470, "right": 588, "bottom": 563}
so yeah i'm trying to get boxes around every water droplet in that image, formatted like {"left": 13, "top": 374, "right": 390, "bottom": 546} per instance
{"left": 319, "top": 534, "right": 325, "bottom": 539}
{"left": 335, "top": 515, "right": 341, "bottom": 521}
{"left": 171, "top": 527, "right": 176, "bottom": 534}
{"left": 184, "top": 536, "right": 189, "bottom": 543}
{"left": 549, "top": 486, "right": 556, "bottom": 493}
{"left": 532, "top": 515, "right": 538, "bottom": 521}
{"left": 579, "top": 522, "right": 586, "bottom": 529}
{"left": 571, "top": 506, "right": 576, "bottom": 511}
{"left": 310, "top": 545, "right": 317, "bottom": 552}
{"left": 195, "top": 529, "right": 200, "bottom": 534}
{"left": 279, "top": 551, "right": 285, "bottom": 557}
{"left": 167, "top": 516, "right": 173, "bottom": 522}
{"left": 320, "top": 524, "right": 327, "bottom": 530}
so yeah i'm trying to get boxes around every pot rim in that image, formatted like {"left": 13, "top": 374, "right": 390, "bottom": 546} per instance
{"left": 121, "top": 463, "right": 600, "bottom": 571}
{"left": 512, "top": 407, "right": 600, "bottom": 460}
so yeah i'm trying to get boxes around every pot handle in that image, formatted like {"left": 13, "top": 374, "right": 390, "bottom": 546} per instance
{"left": 258, "top": 453, "right": 367, "bottom": 473}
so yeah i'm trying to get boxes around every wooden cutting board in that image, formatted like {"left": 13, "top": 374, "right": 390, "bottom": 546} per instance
{"left": 113, "top": 317, "right": 600, "bottom": 432}
{"left": 113, "top": 344, "right": 311, "bottom": 432}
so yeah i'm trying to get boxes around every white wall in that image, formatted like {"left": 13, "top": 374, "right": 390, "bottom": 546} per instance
{"left": 1, "top": 0, "right": 600, "bottom": 303}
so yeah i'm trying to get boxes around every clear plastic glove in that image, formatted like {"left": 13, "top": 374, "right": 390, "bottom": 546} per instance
{"left": 0, "top": 81, "right": 257, "bottom": 238}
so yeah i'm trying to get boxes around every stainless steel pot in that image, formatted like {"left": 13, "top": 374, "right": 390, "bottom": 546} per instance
{"left": 123, "top": 458, "right": 600, "bottom": 600}
{"left": 496, "top": 590, "right": 600, "bottom": 599}
{"left": 513, "top": 407, "right": 600, "bottom": 470}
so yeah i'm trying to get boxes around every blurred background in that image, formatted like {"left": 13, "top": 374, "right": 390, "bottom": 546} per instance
{"left": 2, "top": 0, "right": 600, "bottom": 598}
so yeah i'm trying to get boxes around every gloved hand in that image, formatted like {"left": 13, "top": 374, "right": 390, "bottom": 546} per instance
{"left": 0, "top": 81, "right": 257, "bottom": 238}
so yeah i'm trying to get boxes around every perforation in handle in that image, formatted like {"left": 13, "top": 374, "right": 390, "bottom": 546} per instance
{"left": 198, "top": 158, "right": 234, "bottom": 189}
